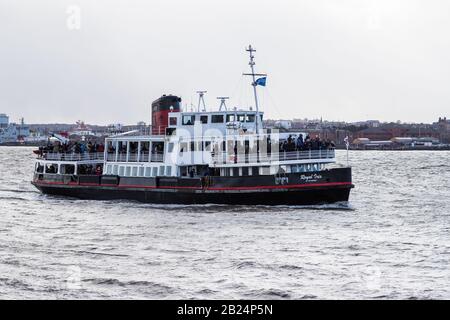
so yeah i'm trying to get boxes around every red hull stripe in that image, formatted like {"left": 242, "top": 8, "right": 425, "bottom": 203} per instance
{"left": 34, "top": 180, "right": 352, "bottom": 191}
{"left": 205, "top": 182, "right": 351, "bottom": 191}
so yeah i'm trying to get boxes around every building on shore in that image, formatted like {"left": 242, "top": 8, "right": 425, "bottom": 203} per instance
{"left": 264, "top": 116, "right": 450, "bottom": 147}
{"left": 352, "top": 136, "right": 445, "bottom": 150}
{"left": 274, "top": 120, "right": 292, "bottom": 130}
{"left": 0, "top": 115, "right": 31, "bottom": 144}
{"left": 435, "top": 117, "right": 450, "bottom": 143}
{"left": 0, "top": 114, "right": 9, "bottom": 128}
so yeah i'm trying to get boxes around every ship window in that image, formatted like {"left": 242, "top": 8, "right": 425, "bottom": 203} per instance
{"left": 251, "top": 167, "right": 260, "bottom": 176}
{"left": 182, "top": 115, "right": 195, "bottom": 125}
{"left": 118, "top": 141, "right": 126, "bottom": 154}
{"left": 190, "top": 141, "right": 195, "bottom": 152}
{"left": 126, "top": 166, "right": 131, "bottom": 176}
{"left": 260, "top": 167, "right": 270, "bottom": 175}
{"left": 159, "top": 166, "right": 165, "bottom": 175}
{"left": 232, "top": 167, "right": 239, "bottom": 176}
{"left": 246, "top": 114, "right": 255, "bottom": 122}
{"left": 129, "top": 142, "right": 138, "bottom": 154}
{"left": 61, "top": 164, "right": 75, "bottom": 175}
{"left": 237, "top": 114, "right": 246, "bottom": 122}
{"left": 113, "top": 165, "right": 118, "bottom": 175}
{"left": 36, "top": 163, "right": 44, "bottom": 173}
{"left": 180, "top": 142, "right": 187, "bottom": 153}
{"left": 145, "top": 167, "right": 151, "bottom": 177}
{"left": 141, "top": 141, "right": 150, "bottom": 152}
{"left": 152, "top": 167, "right": 158, "bottom": 176}
{"left": 119, "top": 166, "right": 125, "bottom": 176}
{"left": 211, "top": 115, "right": 224, "bottom": 123}
{"left": 205, "top": 141, "right": 211, "bottom": 151}
{"left": 45, "top": 164, "right": 58, "bottom": 174}
{"left": 166, "top": 166, "right": 172, "bottom": 176}
{"left": 226, "top": 114, "right": 235, "bottom": 122}
{"left": 242, "top": 167, "right": 249, "bottom": 176}
{"left": 169, "top": 117, "right": 177, "bottom": 126}
{"left": 168, "top": 143, "right": 174, "bottom": 152}
{"left": 200, "top": 115, "right": 208, "bottom": 124}
{"left": 132, "top": 167, "right": 138, "bottom": 176}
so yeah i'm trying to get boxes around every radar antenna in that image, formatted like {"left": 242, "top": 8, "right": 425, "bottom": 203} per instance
{"left": 217, "top": 97, "right": 229, "bottom": 111}
{"left": 196, "top": 91, "right": 207, "bottom": 112}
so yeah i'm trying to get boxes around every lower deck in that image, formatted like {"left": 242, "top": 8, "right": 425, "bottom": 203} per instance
{"left": 32, "top": 167, "right": 353, "bottom": 205}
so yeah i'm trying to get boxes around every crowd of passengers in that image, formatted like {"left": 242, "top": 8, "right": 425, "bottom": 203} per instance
{"left": 279, "top": 134, "right": 335, "bottom": 152}
{"left": 39, "top": 140, "right": 105, "bottom": 155}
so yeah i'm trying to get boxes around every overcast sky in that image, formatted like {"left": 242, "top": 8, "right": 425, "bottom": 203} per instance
{"left": 1, "top": 0, "right": 449, "bottom": 125}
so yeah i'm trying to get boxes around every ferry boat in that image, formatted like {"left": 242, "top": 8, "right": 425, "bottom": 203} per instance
{"left": 32, "top": 46, "right": 354, "bottom": 205}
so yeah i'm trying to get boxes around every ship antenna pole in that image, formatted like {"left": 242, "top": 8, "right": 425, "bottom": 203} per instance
{"left": 246, "top": 45, "right": 260, "bottom": 134}
{"left": 244, "top": 45, "right": 267, "bottom": 134}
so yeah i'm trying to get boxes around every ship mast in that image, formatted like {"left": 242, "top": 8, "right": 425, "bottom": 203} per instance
{"left": 197, "top": 91, "right": 207, "bottom": 112}
{"left": 243, "top": 45, "right": 266, "bottom": 134}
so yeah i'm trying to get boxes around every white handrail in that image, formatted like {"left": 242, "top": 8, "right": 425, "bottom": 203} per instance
{"left": 40, "top": 152, "right": 104, "bottom": 161}
{"left": 211, "top": 149, "right": 335, "bottom": 164}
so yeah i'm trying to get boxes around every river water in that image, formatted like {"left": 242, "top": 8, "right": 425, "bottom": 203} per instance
{"left": 0, "top": 146, "right": 449, "bottom": 299}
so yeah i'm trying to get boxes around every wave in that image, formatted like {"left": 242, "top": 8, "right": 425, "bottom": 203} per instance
{"left": 194, "top": 288, "right": 219, "bottom": 296}
{"left": 278, "top": 264, "right": 304, "bottom": 271}
{"left": 58, "top": 199, "right": 355, "bottom": 213}
{"left": 0, "top": 277, "right": 34, "bottom": 291}
{"left": 242, "top": 288, "right": 292, "bottom": 299}
{"left": 0, "top": 188, "right": 37, "bottom": 194}
{"left": 0, "top": 196, "right": 30, "bottom": 201}
{"left": 66, "top": 250, "right": 129, "bottom": 257}
{"left": 415, "top": 164, "right": 450, "bottom": 170}
{"left": 81, "top": 278, "right": 174, "bottom": 292}
{"left": 233, "top": 261, "right": 258, "bottom": 269}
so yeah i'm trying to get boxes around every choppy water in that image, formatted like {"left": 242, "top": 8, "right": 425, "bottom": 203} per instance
{"left": 0, "top": 146, "right": 449, "bottom": 299}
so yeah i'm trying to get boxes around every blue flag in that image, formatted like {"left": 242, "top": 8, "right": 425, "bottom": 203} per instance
{"left": 255, "top": 77, "right": 267, "bottom": 86}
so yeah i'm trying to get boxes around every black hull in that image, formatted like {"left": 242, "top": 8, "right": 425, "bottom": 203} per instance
{"left": 32, "top": 168, "right": 353, "bottom": 206}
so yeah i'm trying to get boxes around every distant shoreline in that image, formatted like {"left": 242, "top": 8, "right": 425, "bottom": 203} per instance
{"left": 344, "top": 147, "right": 450, "bottom": 151}
{"left": 0, "top": 142, "right": 41, "bottom": 147}
{"left": 1, "top": 143, "right": 449, "bottom": 152}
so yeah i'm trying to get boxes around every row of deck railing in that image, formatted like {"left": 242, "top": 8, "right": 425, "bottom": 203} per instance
{"left": 212, "top": 149, "right": 335, "bottom": 165}
{"left": 39, "top": 152, "right": 164, "bottom": 163}
{"left": 39, "top": 149, "right": 334, "bottom": 165}
{"left": 39, "top": 152, "right": 105, "bottom": 161}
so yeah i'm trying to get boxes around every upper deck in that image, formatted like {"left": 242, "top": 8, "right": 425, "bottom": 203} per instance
{"left": 34, "top": 46, "right": 340, "bottom": 179}
{"left": 35, "top": 109, "right": 336, "bottom": 178}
